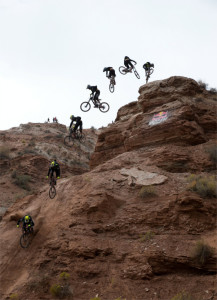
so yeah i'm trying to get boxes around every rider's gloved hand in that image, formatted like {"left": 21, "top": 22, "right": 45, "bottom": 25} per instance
{"left": 46, "top": 176, "right": 48, "bottom": 179}
{"left": 17, "top": 225, "right": 19, "bottom": 228}
{"left": 28, "top": 224, "right": 31, "bottom": 227}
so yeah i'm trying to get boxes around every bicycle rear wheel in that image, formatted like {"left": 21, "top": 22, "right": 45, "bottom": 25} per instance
{"left": 119, "top": 66, "right": 127, "bottom": 75}
{"left": 49, "top": 186, "right": 56, "bottom": 199}
{"left": 99, "top": 102, "right": 110, "bottom": 113}
{"left": 109, "top": 82, "right": 114, "bottom": 93}
{"left": 64, "top": 135, "right": 74, "bottom": 147}
{"left": 80, "top": 102, "right": 91, "bottom": 112}
{"left": 20, "top": 233, "right": 30, "bottom": 248}
{"left": 133, "top": 68, "right": 140, "bottom": 79}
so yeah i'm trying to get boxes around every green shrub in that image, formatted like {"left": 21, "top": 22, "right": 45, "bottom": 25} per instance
{"left": 192, "top": 241, "right": 213, "bottom": 265}
{"left": 59, "top": 272, "right": 70, "bottom": 280}
{"left": 206, "top": 145, "right": 217, "bottom": 165}
{"left": 50, "top": 284, "right": 62, "bottom": 297}
{"left": 187, "top": 174, "right": 216, "bottom": 198}
{"left": 140, "top": 231, "right": 155, "bottom": 242}
{"left": 0, "top": 146, "right": 10, "bottom": 159}
{"left": 10, "top": 293, "right": 19, "bottom": 300}
{"left": 13, "top": 173, "right": 32, "bottom": 191}
{"left": 139, "top": 185, "right": 156, "bottom": 198}
{"left": 171, "top": 292, "right": 196, "bottom": 300}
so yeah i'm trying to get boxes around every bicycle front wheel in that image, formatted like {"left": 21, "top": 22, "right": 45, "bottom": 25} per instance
{"left": 64, "top": 135, "right": 74, "bottom": 147}
{"left": 99, "top": 102, "right": 110, "bottom": 113}
{"left": 133, "top": 68, "right": 140, "bottom": 79}
{"left": 20, "top": 233, "right": 30, "bottom": 248}
{"left": 78, "top": 132, "right": 86, "bottom": 143}
{"left": 119, "top": 66, "right": 127, "bottom": 75}
{"left": 109, "top": 83, "right": 114, "bottom": 93}
{"left": 80, "top": 102, "right": 91, "bottom": 112}
{"left": 49, "top": 186, "right": 56, "bottom": 199}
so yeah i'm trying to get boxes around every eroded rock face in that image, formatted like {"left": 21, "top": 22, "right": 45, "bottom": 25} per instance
{"left": 90, "top": 76, "right": 217, "bottom": 169}
{"left": 0, "top": 77, "right": 216, "bottom": 300}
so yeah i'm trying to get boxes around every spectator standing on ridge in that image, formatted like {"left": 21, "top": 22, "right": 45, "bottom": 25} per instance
{"left": 124, "top": 56, "right": 136, "bottom": 71}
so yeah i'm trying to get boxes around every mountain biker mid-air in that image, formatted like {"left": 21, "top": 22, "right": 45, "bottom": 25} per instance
{"left": 124, "top": 56, "right": 136, "bottom": 71}
{"left": 143, "top": 62, "right": 154, "bottom": 72}
{"left": 69, "top": 115, "right": 83, "bottom": 134}
{"left": 86, "top": 85, "right": 100, "bottom": 107}
{"left": 103, "top": 67, "right": 116, "bottom": 84}
{"left": 17, "top": 215, "right": 34, "bottom": 231}
{"left": 47, "top": 159, "right": 60, "bottom": 181}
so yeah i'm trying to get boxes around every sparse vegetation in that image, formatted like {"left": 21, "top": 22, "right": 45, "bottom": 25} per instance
{"left": 50, "top": 272, "right": 73, "bottom": 299}
{"left": 209, "top": 87, "right": 217, "bottom": 94}
{"left": 192, "top": 241, "right": 213, "bottom": 265}
{"left": 9, "top": 293, "right": 19, "bottom": 300}
{"left": 171, "top": 292, "right": 197, "bottom": 300}
{"left": 139, "top": 185, "right": 156, "bottom": 198}
{"left": 59, "top": 272, "right": 70, "bottom": 280}
{"left": 206, "top": 145, "right": 217, "bottom": 165}
{"left": 140, "top": 230, "right": 155, "bottom": 242}
{"left": 90, "top": 297, "right": 101, "bottom": 300}
{"left": 12, "top": 172, "right": 32, "bottom": 191}
{"left": 197, "top": 80, "right": 208, "bottom": 90}
{"left": 0, "top": 146, "right": 10, "bottom": 159}
{"left": 91, "top": 126, "right": 96, "bottom": 132}
{"left": 187, "top": 174, "right": 216, "bottom": 198}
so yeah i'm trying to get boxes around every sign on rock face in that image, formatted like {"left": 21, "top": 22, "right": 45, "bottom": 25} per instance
{"left": 149, "top": 111, "right": 168, "bottom": 126}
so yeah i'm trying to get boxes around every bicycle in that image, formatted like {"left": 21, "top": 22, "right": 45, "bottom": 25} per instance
{"left": 119, "top": 62, "right": 140, "bottom": 79}
{"left": 108, "top": 76, "right": 116, "bottom": 93}
{"left": 64, "top": 129, "right": 86, "bottom": 147}
{"left": 80, "top": 95, "right": 110, "bottom": 113}
{"left": 49, "top": 175, "right": 56, "bottom": 199}
{"left": 20, "top": 224, "right": 34, "bottom": 248}
{"left": 145, "top": 67, "right": 154, "bottom": 83}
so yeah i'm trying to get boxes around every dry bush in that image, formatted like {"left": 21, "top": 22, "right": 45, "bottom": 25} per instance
{"left": 171, "top": 292, "right": 197, "bottom": 300}
{"left": 187, "top": 174, "right": 216, "bottom": 198}
{"left": 197, "top": 80, "right": 208, "bottom": 90}
{"left": 192, "top": 241, "right": 213, "bottom": 265}
{"left": 206, "top": 145, "right": 217, "bottom": 165}
{"left": 0, "top": 146, "right": 10, "bottom": 159}
{"left": 12, "top": 173, "right": 32, "bottom": 191}
{"left": 139, "top": 185, "right": 156, "bottom": 198}
{"left": 9, "top": 293, "right": 19, "bottom": 300}
{"left": 140, "top": 231, "right": 155, "bottom": 242}
{"left": 209, "top": 87, "right": 217, "bottom": 95}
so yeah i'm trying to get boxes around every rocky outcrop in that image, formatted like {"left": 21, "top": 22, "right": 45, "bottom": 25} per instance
{"left": 0, "top": 77, "right": 216, "bottom": 300}
{"left": 90, "top": 76, "right": 217, "bottom": 169}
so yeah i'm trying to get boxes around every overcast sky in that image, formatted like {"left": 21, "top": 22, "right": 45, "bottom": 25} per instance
{"left": 0, "top": 0, "right": 216, "bottom": 130}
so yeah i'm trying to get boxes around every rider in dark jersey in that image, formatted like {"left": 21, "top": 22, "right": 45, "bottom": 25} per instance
{"left": 69, "top": 115, "right": 83, "bottom": 133}
{"left": 124, "top": 56, "right": 136, "bottom": 71}
{"left": 87, "top": 85, "right": 100, "bottom": 107}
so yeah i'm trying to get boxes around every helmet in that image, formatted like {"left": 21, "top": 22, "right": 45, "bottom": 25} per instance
{"left": 125, "top": 56, "right": 129, "bottom": 59}
{"left": 25, "top": 215, "right": 30, "bottom": 223}
{"left": 70, "top": 115, "right": 74, "bottom": 120}
{"left": 51, "top": 161, "right": 55, "bottom": 166}
{"left": 86, "top": 85, "right": 91, "bottom": 89}
{"left": 103, "top": 67, "right": 106, "bottom": 72}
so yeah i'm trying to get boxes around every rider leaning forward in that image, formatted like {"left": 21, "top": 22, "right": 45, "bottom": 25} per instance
{"left": 17, "top": 215, "right": 34, "bottom": 231}
{"left": 47, "top": 159, "right": 60, "bottom": 180}
{"left": 69, "top": 115, "right": 83, "bottom": 134}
